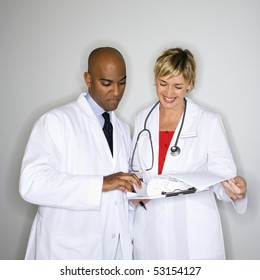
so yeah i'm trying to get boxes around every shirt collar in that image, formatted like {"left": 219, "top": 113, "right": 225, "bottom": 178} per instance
{"left": 85, "top": 91, "right": 106, "bottom": 118}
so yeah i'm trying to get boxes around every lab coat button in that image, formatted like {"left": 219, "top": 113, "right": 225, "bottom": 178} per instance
{"left": 115, "top": 201, "right": 117, "bottom": 206}
{"left": 112, "top": 234, "right": 116, "bottom": 239}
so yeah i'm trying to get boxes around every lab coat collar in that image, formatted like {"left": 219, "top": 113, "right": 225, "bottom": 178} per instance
{"left": 77, "top": 93, "right": 125, "bottom": 168}
{"left": 144, "top": 98, "right": 199, "bottom": 177}
{"left": 161, "top": 98, "right": 199, "bottom": 174}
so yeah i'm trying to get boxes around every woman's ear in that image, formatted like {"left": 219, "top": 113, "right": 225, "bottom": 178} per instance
{"left": 187, "top": 83, "right": 192, "bottom": 93}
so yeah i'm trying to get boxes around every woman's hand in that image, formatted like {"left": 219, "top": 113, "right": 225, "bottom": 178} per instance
{"left": 221, "top": 176, "right": 247, "bottom": 200}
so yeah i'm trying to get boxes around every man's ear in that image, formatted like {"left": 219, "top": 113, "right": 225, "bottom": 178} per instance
{"left": 84, "top": 72, "right": 92, "bottom": 88}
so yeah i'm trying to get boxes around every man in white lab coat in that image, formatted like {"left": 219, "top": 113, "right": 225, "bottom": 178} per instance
{"left": 19, "top": 47, "right": 141, "bottom": 259}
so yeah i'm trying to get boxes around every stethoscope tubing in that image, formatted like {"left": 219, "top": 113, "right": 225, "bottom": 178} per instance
{"left": 130, "top": 98, "right": 187, "bottom": 172}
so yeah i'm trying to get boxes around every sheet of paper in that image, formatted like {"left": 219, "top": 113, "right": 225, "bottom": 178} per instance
{"left": 127, "top": 181, "right": 165, "bottom": 200}
{"left": 128, "top": 177, "right": 193, "bottom": 200}
{"left": 127, "top": 171, "right": 229, "bottom": 200}
{"left": 146, "top": 176, "right": 192, "bottom": 196}
{"left": 169, "top": 171, "right": 229, "bottom": 190}
{"left": 127, "top": 192, "right": 164, "bottom": 200}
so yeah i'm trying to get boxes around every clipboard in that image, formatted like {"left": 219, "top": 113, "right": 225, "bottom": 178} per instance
{"left": 161, "top": 187, "right": 197, "bottom": 197}
{"left": 128, "top": 171, "right": 227, "bottom": 200}
{"left": 127, "top": 187, "right": 197, "bottom": 200}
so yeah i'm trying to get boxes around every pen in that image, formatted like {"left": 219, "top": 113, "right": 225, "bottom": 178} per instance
{"left": 132, "top": 178, "right": 147, "bottom": 210}
{"left": 139, "top": 201, "right": 147, "bottom": 210}
{"left": 131, "top": 188, "right": 147, "bottom": 210}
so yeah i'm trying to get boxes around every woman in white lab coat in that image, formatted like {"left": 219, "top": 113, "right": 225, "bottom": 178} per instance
{"left": 19, "top": 47, "right": 140, "bottom": 259}
{"left": 131, "top": 48, "right": 247, "bottom": 259}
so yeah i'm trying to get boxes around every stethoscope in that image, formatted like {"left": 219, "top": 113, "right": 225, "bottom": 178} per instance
{"left": 130, "top": 98, "right": 187, "bottom": 172}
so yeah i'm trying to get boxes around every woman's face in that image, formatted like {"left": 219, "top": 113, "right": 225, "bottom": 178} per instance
{"left": 155, "top": 73, "right": 191, "bottom": 110}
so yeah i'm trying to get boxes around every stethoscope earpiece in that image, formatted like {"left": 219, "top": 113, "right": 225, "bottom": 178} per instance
{"left": 170, "top": 146, "right": 181, "bottom": 156}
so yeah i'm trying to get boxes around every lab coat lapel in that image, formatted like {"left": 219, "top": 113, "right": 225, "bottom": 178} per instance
{"left": 151, "top": 105, "right": 160, "bottom": 176}
{"left": 77, "top": 94, "right": 114, "bottom": 168}
{"left": 111, "top": 112, "right": 123, "bottom": 171}
{"left": 162, "top": 98, "right": 197, "bottom": 174}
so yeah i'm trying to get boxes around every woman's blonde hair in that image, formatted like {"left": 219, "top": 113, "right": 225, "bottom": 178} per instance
{"left": 154, "top": 48, "right": 196, "bottom": 90}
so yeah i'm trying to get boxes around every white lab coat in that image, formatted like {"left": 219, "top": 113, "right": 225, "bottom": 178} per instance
{"left": 132, "top": 98, "right": 247, "bottom": 260}
{"left": 19, "top": 93, "right": 133, "bottom": 260}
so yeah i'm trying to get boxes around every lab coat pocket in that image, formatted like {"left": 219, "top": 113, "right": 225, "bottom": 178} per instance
{"left": 50, "top": 235, "right": 102, "bottom": 259}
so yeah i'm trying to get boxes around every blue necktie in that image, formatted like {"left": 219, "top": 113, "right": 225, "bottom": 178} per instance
{"left": 102, "top": 112, "right": 113, "bottom": 155}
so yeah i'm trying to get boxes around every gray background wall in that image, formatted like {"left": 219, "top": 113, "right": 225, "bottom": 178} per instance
{"left": 0, "top": 0, "right": 259, "bottom": 259}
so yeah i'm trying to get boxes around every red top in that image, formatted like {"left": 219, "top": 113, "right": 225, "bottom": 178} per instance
{"left": 158, "top": 131, "right": 174, "bottom": 174}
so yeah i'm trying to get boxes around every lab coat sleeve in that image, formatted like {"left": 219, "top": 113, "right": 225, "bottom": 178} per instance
{"left": 213, "top": 184, "right": 248, "bottom": 214}
{"left": 207, "top": 113, "right": 247, "bottom": 213}
{"left": 207, "top": 114, "right": 236, "bottom": 178}
{"left": 19, "top": 113, "right": 103, "bottom": 211}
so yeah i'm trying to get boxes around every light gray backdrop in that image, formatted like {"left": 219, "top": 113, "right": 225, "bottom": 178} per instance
{"left": 0, "top": 0, "right": 259, "bottom": 259}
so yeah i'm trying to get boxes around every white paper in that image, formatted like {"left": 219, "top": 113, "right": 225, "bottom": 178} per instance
{"left": 127, "top": 192, "right": 164, "bottom": 200}
{"left": 127, "top": 181, "right": 165, "bottom": 200}
{"left": 170, "top": 171, "right": 229, "bottom": 190}
{"left": 146, "top": 176, "right": 192, "bottom": 196}
{"left": 127, "top": 171, "right": 229, "bottom": 200}
{"left": 128, "top": 176, "right": 193, "bottom": 200}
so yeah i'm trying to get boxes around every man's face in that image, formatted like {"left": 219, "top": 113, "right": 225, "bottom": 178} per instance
{"left": 84, "top": 55, "right": 126, "bottom": 112}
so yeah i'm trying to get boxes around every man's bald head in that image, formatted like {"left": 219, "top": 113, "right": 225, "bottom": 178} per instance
{"left": 88, "top": 47, "right": 125, "bottom": 74}
{"left": 84, "top": 47, "right": 127, "bottom": 111}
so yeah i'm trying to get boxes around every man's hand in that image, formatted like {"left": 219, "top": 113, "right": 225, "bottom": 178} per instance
{"left": 221, "top": 176, "right": 247, "bottom": 200}
{"left": 103, "top": 172, "right": 141, "bottom": 192}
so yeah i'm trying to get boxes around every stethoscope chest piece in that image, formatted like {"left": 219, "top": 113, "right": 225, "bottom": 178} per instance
{"left": 170, "top": 146, "right": 181, "bottom": 156}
